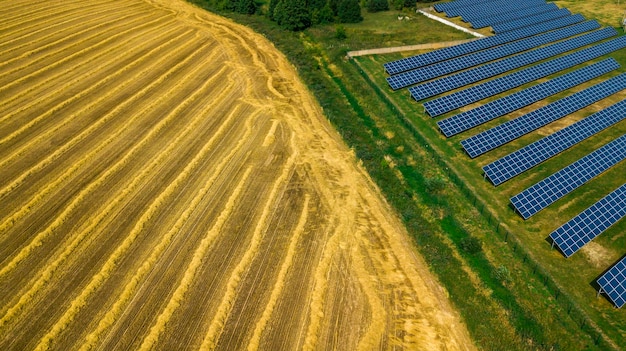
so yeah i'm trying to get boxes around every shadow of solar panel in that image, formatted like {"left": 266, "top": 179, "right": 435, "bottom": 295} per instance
{"left": 483, "top": 99, "right": 626, "bottom": 186}
{"left": 384, "top": 14, "right": 584, "bottom": 75}
{"left": 409, "top": 25, "right": 613, "bottom": 98}
{"left": 549, "top": 183, "right": 626, "bottom": 258}
{"left": 431, "top": 56, "right": 619, "bottom": 123}
{"left": 471, "top": 3, "right": 560, "bottom": 29}
{"left": 457, "top": 0, "right": 547, "bottom": 22}
{"left": 388, "top": 21, "right": 597, "bottom": 89}
{"left": 461, "top": 72, "right": 626, "bottom": 158}
{"left": 597, "top": 256, "right": 626, "bottom": 308}
{"left": 511, "top": 134, "right": 626, "bottom": 219}
{"left": 491, "top": 8, "right": 571, "bottom": 34}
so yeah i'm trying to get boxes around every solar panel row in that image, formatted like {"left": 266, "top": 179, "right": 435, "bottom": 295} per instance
{"left": 434, "top": 0, "right": 493, "bottom": 13}
{"left": 461, "top": 72, "right": 626, "bottom": 158}
{"left": 471, "top": 3, "right": 560, "bottom": 29}
{"left": 444, "top": 0, "right": 520, "bottom": 17}
{"left": 459, "top": 0, "right": 546, "bottom": 23}
{"left": 483, "top": 99, "right": 626, "bottom": 185}
{"left": 511, "top": 134, "right": 626, "bottom": 219}
{"left": 453, "top": 0, "right": 546, "bottom": 22}
{"left": 549, "top": 182, "right": 626, "bottom": 258}
{"left": 409, "top": 25, "right": 613, "bottom": 99}
{"left": 492, "top": 8, "right": 571, "bottom": 34}
{"left": 388, "top": 21, "right": 598, "bottom": 90}
{"left": 424, "top": 47, "right": 619, "bottom": 119}
{"left": 432, "top": 58, "right": 619, "bottom": 132}
{"left": 384, "top": 14, "right": 585, "bottom": 75}
{"left": 597, "top": 256, "right": 626, "bottom": 308}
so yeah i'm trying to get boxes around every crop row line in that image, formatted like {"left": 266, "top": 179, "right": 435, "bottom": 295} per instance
{"left": 138, "top": 166, "right": 254, "bottom": 351}
{"left": 31, "top": 71, "right": 241, "bottom": 351}
{"left": 0, "top": 1, "right": 89, "bottom": 38}
{"left": 0, "top": 26, "right": 196, "bottom": 211}
{"left": 200, "top": 140, "right": 298, "bottom": 350}
{"left": 0, "top": 10, "right": 164, "bottom": 96}
{"left": 0, "top": 40, "right": 217, "bottom": 280}
{"left": 246, "top": 194, "right": 311, "bottom": 350}
{"left": 0, "top": 20, "right": 182, "bottom": 129}
{"left": 0, "top": 46, "right": 221, "bottom": 337}
{"left": 79, "top": 103, "right": 249, "bottom": 350}
{"left": 0, "top": 2, "right": 140, "bottom": 62}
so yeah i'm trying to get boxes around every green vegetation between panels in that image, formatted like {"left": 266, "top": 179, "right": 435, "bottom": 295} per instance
{"left": 188, "top": 1, "right": 625, "bottom": 349}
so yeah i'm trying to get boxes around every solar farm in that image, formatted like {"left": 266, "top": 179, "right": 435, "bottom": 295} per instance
{"left": 381, "top": 0, "right": 626, "bottom": 312}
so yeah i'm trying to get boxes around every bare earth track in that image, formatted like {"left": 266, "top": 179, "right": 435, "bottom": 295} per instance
{"left": 0, "top": 0, "right": 475, "bottom": 350}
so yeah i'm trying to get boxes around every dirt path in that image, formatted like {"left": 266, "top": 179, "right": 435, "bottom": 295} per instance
{"left": 0, "top": 0, "right": 476, "bottom": 349}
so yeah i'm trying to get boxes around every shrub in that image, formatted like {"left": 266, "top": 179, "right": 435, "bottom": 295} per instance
{"left": 460, "top": 236, "right": 482, "bottom": 254}
{"left": 335, "top": 25, "right": 347, "bottom": 40}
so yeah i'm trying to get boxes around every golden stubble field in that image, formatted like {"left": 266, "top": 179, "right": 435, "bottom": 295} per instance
{"left": 0, "top": 0, "right": 475, "bottom": 350}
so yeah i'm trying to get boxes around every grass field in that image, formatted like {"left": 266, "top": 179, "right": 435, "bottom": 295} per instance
{"left": 0, "top": 0, "right": 477, "bottom": 350}
{"left": 189, "top": 1, "right": 626, "bottom": 349}
{"left": 349, "top": 1, "right": 626, "bottom": 348}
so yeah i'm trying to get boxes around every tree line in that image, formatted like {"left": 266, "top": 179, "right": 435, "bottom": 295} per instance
{"left": 216, "top": 0, "right": 419, "bottom": 31}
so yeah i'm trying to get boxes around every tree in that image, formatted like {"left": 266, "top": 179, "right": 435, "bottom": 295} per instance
{"left": 329, "top": 0, "right": 340, "bottom": 16}
{"left": 237, "top": 0, "right": 256, "bottom": 14}
{"left": 337, "top": 0, "right": 363, "bottom": 23}
{"left": 268, "top": 0, "right": 279, "bottom": 20}
{"left": 391, "top": 0, "right": 415, "bottom": 10}
{"left": 367, "top": 0, "right": 389, "bottom": 12}
{"left": 274, "top": 0, "right": 311, "bottom": 31}
{"left": 309, "top": 0, "right": 328, "bottom": 10}
{"left": 273, "top": 0, "right": 287, "bottom": 24}
{"left": 312, "top": 4, "right": 334, "bottom": 24}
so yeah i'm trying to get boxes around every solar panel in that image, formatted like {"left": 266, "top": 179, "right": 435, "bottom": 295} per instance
{"left": 471, "top": 3, "right": 560, "bottom": 29}
{"left": 434, "top": 0, "right": 495, "bottom": 13}
{"left": 409, "top": 25, "right": 614, "bottom": 99}
{"left": 384, "top": 14, "right": 585, "bottom": 75}
{"left": 388, "top": 21, "right": 598, "bottom": 89}
{"left": 444, "top": 0, "right": 520, "bottom": 17}
{"left": 491, "top": 8, "right": 571, "bottom": 34}
{"left": 432, "top": 57, "right": 619, "bottom": 126}
{"left": 549, "top": 183, "right": 626, "bottom": 258}
{"left": 461, "top": 72, "right": 626, "bottom": 158}
{"left": 427, "top": 58, "right": 619, "bottom": 119}
{"left": 511, "top": 134, "right": 626, "bottom": 219}
{"left": 597, "top": 256, "right": 626, "bottom": 308}
{"left": 453, "top": 0, "right": 546, "bottom": 22}
{"left": 483, "top": 99, "right": 626, "bottom": 186}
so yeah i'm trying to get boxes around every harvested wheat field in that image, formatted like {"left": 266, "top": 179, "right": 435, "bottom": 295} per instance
{"left": 0, "top": 0, "right": 475, "bottom": 350}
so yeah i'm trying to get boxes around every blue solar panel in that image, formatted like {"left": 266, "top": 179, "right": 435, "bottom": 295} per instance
{"left": 452, "top": 0, "right": 546, "bottom": 21}
{"left": 434, "top": 0, "right": 495, "bottom": 13}
{"left": 491, "top": 8, "right": 571, "bottom": 34}
{"left": 461, "top": 72, "right": 626, "bottom": 158}
{"left": 483, "top": 99, "right": 626, "bottom": 186}
{"left": 409, "top": 25, "right": 613, "bottom": 99}
{"left": 432, "top": 57, "right": 619, "bottom": 127}
{"left": 550, "top": 183, "right": 626, "bottom": 258}
{"left": 427, "top": 57, "right": 619, "bottom": 119}
{"left": 511, "top": 134, "right": 626, "bottom": 219}
{"left": 471, "top": 3, "right": 560, "bottom": 29}
{"left": 384, "top": 14, "right": 585, "bottom": 75}
{"left": 443, "top": 0, "right": 517, "bottom": 17}
{"left": 597, "top": 256, "right": 626, "bottom": 308}
{"left": 388, "top": 21, "right": 597, "bottom": 89}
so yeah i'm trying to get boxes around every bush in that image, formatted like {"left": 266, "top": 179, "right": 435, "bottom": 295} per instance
{"left": 424, "top": 175, "right": 446, "bottom": 194}
{"left": 335, "top": 25, "right": 347, "bottom": 40}
{"left": 337, "top": 0, "right": 363, "bottom": 23}
{"left": 367, "top": 0, "right": 389, "bottom": 12}
{"left": 493, "top": 265, "right": 512, "bottom": 285}
{"left": 460, "top": 236, "right": 482, "bottom": 254}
